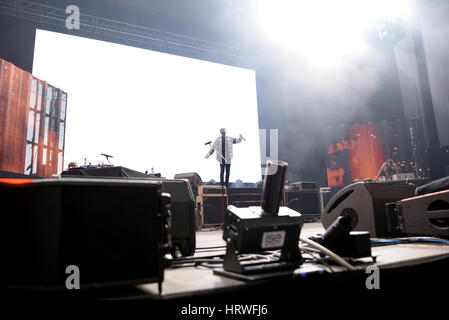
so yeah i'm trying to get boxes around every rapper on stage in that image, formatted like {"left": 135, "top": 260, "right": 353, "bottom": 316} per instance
{"left": 205, "top": 128, "right": 244, "bottom": 187}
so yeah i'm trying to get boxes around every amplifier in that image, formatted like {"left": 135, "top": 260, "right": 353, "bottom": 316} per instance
{"left": 289, "top": 181, "right": 317, "bottom": 190}
{"left": 284, "top": 190, "right": 320, "bottom": 222}
{"left": 319, "top": 186, "right": 345, "bottom": 213}
{"left": 227, "top": 188, "right": 263, "bottom": 208}
{"left": 227, "top": 187, "right": 262, "bottom": 194}
{"left": 198, "top": 185, "right": 227, "bottom": 195}
{"left": 1, "top": 178, "right": 169, "bottom": 289}
{"left": 394, "top": 173, "right": 416, "bottom": 181}
{"left": 196, "top": 194, "right": 228, "bottom": 226}
{"left": 387, "top": 189, "right": 449, "bottom": 237}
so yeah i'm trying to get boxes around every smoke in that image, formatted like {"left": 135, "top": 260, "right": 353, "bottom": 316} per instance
{"left": 418, "top": 1, "right": 449, "bottom": 148}
{"left": 284, "top": 45, "right": 385, "bottom": 121}
{"left": 263, "top": 41, "right": 390, "bottom": 181}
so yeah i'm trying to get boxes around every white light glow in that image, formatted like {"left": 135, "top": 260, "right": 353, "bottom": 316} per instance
{"left": 255, "top": 0, "right": 412, "bottom": 64}
{"left": 33, "top": 29, "right": 261, "bottom": 182}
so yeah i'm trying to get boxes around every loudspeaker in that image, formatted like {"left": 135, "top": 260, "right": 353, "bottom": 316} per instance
{"left": 59, "top": 167, "right": 197, "bottom": 258}
{"left": 387, "top": 189, "right": 449, "bottom": 237}
{"left": 160, "top": 179, "right": 196, "bottom": 256}
{"left": 321, "top": 182, "right": 416, "bottom": 237}
{"left": 415, "top": 176, "right": 449, "bottom": 196}
{"left": 319, "top": 186, "right": 345, "bottom": 213}
{"left": 1, "top": 178, "right": 168, "bottom": 288}
{"left": 197, "top": 195, "right": 228, "bottom": 225}
{"left": 174, "top": 172, "right": 203, "bottom": 188}
{"left": 227, "top": 188, "right": 263, "bottom": 208}
{"left": 285, "top": 190, "right": 321, "bottom": 222}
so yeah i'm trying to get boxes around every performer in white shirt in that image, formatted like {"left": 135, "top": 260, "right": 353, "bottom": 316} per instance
{"left": 205, "top": 128, "right": 244, "bottom": 187}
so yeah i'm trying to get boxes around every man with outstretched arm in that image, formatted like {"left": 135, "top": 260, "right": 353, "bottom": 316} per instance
{"left": 205, "top": 128, "right": 244, "bottom": 187}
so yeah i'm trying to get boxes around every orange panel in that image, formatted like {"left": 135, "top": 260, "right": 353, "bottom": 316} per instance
{"left": 348, "top": 124, "right": 385, "bottom": 181}
{"left": 0, "top": 58, "right": 67, "bottom": 177}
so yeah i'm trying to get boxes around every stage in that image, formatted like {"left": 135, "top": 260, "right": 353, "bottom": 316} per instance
{"left": 86, "top": 222, "right": 449, "bottom": 301}
{"left": 2, "top": 0, "right": 449, "bottom": 311}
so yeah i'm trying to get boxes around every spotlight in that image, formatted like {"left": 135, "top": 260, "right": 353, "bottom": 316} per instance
{"left": 310, "top": 216, "right": 372, "bottom": 259}
{"left": 261, "top": 160, "right": 288, "bottom": 215}
{"left": 218, "top": 160, "right": 303, "bottom": 277}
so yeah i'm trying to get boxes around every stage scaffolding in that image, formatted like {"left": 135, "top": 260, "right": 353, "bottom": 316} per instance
{"left": 0, "top": 0, "right": 251, "bottom": 63}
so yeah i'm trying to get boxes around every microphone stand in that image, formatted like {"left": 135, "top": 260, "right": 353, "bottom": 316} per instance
{"left": 205, "top": 141, "right": 226, "bottom": 162}
{"left": 101, "top": 153, "right": 113, "bottom": 166}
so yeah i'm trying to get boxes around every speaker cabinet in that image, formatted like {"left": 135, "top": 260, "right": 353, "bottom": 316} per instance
{"left": 174, "top": 172, "right": 203, "bottom": 188}
{"left": 1, "top": 178, "right": 167, "bottom": 288}
{"left": 285, "top": 190, "right": 320, "bottom": 222}
{"left": 198, "top": 185, "right": 227, "bottom": 194}
{"left": 160, "top": 179, "right": 196, "bottom": 256}
{"left": 197, "top": 194, "right": 228, "bottom": 226}
{"left": 60, "top": 167, "right": 197, "bottom": 258}
{"left": 387, "top": 189, "right": 449, "bottom": 237}
{"left": 321, "top": 182, "right": 416, "bottom": 237}
{"left": 227, "top": 188, "right": 263, "bottom": 208}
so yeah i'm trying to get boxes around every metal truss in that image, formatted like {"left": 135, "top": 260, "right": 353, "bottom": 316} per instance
{"left": 0, "top": 0, "right": 250, "bottom": 62}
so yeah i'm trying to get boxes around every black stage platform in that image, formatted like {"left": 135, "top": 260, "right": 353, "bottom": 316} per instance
{"left": 9, "top": 223, "right": 447, "bottom": 305}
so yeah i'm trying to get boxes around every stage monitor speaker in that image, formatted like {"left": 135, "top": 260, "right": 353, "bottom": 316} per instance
{"left": 386, "top": 189, "right": 449, "bottom": 237}
{"left": 415, "top": 175, "right": 449, "bottom": 196}
{"left": 174, "top": 172, "right": 203, "bottom": 188}
{"left": 285, "top": 190, "right": 320, "bottom": 222}
{"left": 58, "top": 167, "right": 197, "bottom": 258}
{"left": 160, "top": 179, "right": 196, "bottom": 256}
{"left": 1, "top": 178, "right": 169, "bottom": 288}
{"left": 321, "top": 182, "right": 416, "bottom": 237}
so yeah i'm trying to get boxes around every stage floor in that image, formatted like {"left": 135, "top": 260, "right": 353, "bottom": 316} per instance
{"left": 117, "top": 222, "right": 449, "bottom": 299}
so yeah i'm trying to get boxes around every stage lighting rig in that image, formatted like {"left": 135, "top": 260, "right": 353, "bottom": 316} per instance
{"left": 310, "top": 216, "right": 372, "bottom": 259}
{"left": 218, "top": 160, "right": 304, "bottom": 277}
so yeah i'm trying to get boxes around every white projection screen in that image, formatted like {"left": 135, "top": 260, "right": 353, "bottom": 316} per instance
{"left": 33, "top": 29, "right": 261, "bottom": 182}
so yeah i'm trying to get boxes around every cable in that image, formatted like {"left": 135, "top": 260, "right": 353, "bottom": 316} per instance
{"left": 302, "top": 247, "right": 335, "bottom": 272}
{"left": 173, "top": 258, "right": 223, "bottom": 264}
{"left": 302, "top": 249, "right": 335, "bottom": 273}
{"left": 169, "top": 252, "right": 277, "bottom": 269}
{"left": 414, "top": 237, "right": 449, "bottom": 245}
{"left": 196, "top": 245, "right": 226, "bottom": 250}
{"left": 194, "top": 248, "right": 226, "bottom": 254}
{"left": 371, "top": 237, "right": 449, "bottom": 246}
{"left": 299, "top": 237, "right": 356, "bottom": 271}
